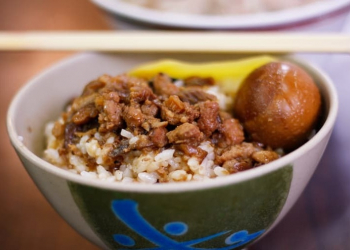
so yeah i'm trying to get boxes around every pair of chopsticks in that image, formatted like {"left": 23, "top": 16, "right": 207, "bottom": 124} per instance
{"left": 0, "top": 31, "right": 349, "bottom": 53}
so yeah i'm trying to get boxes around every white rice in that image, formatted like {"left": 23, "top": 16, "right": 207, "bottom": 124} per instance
{"left": 206, "top": 86, "right": 233, "bottom": 111}
{"left": 43, "top": 120, "right": 231, "bottom": 183}
{"left": 124, "top": 0, "right": 325, "bottom": 15}
{"left": 173, "top": 80, "right": 184, "bottom": 87}
{"left": 137, "top": 172, "right": 158, "bottom": 184}
{"left": 121, "top": 129, "right": 133, "bottom": 139}
{"left": 129, "top": 136, "right": 139, "bottom": 145}
{"left": 43, "top": 81, "right": 240, "bottom": 184}
{"left": 155, "top": 149, "right": 175, "bottom": 162}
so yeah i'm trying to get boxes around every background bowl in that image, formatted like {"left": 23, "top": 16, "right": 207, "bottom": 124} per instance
{"left": 7, "top": 53, "right": 338, "bottom": 250}
{"left": 91, "top": 0, "right": 350, "bottom": 31}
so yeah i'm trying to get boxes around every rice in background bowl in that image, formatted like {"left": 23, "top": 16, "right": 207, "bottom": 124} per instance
{"left": 7, "top": 53, "right": 338, "bottom": 250}
{"left": 91, "top": 0, "right": 350, "bottom": 30}
{"left": 123, "top": 0, "right": 327, "bottom": 15}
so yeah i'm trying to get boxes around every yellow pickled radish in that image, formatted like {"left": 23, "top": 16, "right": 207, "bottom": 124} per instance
{"left": 128, "top": 55, "right": 277, "bottom": 96}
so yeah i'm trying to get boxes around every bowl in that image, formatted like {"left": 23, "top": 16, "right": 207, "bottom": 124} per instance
{"left": 91, "top": 0, "right": 350, "bottom": 31}
{"left": 7, "top": 53, "right": 338, "bottom": 250}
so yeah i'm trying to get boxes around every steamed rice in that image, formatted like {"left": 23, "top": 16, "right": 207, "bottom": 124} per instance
{"left": 123, "top": 0, "right": 327, "bottom": 15}
{"left": 44, "top": 125, "right": 225, "bottom": 183}
{"left": 43, "top": 73, "right": 281, "bottom": 184}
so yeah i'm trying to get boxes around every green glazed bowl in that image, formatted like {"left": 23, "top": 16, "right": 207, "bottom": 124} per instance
{"left": 7, "top": 53, "right": 338, "bottom": 250}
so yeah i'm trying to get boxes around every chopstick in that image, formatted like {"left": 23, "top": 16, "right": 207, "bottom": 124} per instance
{"left": 0, "top": 31, "right": 349, "bottom": 53}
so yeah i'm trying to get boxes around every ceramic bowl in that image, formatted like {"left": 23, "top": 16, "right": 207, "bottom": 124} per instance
{"left": 91, "top": 0, "right": 350, "bottom": 31}
{"left": 7, "top": 53, "right": 338, "bottom": 250}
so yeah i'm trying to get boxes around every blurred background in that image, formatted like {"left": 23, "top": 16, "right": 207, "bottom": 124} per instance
{"left": 1, "top": 0, "right": 350, "bottom": 249}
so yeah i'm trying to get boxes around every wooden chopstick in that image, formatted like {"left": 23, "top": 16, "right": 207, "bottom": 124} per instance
{"left": 0, "top": 31, "right": 349, "bottom": 53}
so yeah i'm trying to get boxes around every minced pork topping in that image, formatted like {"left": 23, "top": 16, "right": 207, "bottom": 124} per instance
{"left": 44, "top": 73, "right": 280, "bottom": 183}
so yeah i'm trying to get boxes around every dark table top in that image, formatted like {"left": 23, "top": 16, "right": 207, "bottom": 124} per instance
{"left": 1, "top": 1, "right": 350, "bottom": 249}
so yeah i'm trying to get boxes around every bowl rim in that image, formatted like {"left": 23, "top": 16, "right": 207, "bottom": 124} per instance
{"left": 91, "top": 0, "right": 350, "bottom": 29}
{"left": 7, "top": 52, "right": 338, "bottom": 193}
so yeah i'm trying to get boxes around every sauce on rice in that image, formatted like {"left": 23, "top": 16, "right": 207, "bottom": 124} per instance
{"left": 44, "top": 73, "right": 280, "bottom": 183}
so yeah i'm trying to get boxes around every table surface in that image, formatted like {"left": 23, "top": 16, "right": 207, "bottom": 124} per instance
{"left": 1, "top": 1, "right": 350, "bottom": 250}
